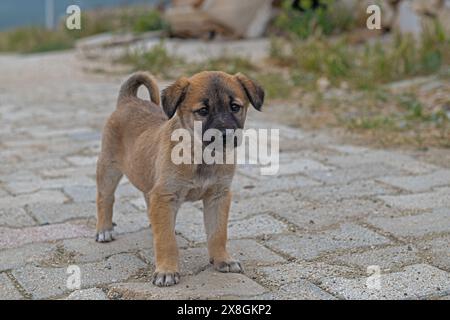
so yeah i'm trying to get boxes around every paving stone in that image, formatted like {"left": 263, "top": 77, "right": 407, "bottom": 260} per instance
{"left": 255, "top": 280, "right": 336, "bottom": 300}
{"left": 28, "top": 202, "right": 96, "bottom": 224}
{"left": 380, "top": 187, "right": 450, "bottom": 211}
{"left": 234, "top": 174, "right": 320, "bottom": 198}
{"left": 175, "top": 204, "right": 206, "bottom": 243}
{"left": 326, "top": 151, "right": 437, "bottom": 174}
{"left": 275, "top": 199, "right": 393, "bottom": 231}
{"left": 0, "top": 243, "right": 58, "bottom": 271}
{"left": 330, "top": 245, "right": 421, "bottom": 271}
{"left": 265, "top": 224, "right": 390, "bottom": 260}
{"left": 0, "top": 207, "right": 36, "bottom": 227}
{"left": 39, "top": 166, "right": 95, "bottom": 179}
{"left": 63, "top": 185, "right": 95, "bottom": 202}
{"left": 417, "top": 236, "right": 450, "bottom": 271}
{"left": 377, "top": 170, "right": 450, "bottom": 193}
{"left": 228, "top": 214, "right": 289, "bottom": 239}
{"left": 227, "top": 239, "right": 285, "bottom": 266}
{"left": 13, "top": 254, "right": 146, "bottom": 299}
{"left": 367, "top": 209, "right": 450, "bottom": 238}
{"left": 230, "top": 192, "right": 302, "bottom": 220}
{"left": 0, "top": 222, "right": 92, "bottom": 249}
{"left": 108, "top": 269, "right": 267, "bottom": 299}
{"left": 0, "top": 190, "right": 67, "bottom": 208}
{"left": 257, "top": 262, "right": 357, "bottom": 286}
{"left": 296, "top": 180, "right": 396, "bottom": 202}
{"left": 320, "top": 264, "right": 450, "bottom": 300}
{"left": 326, "top": 145, "right": 370, "bottom": 155}
{"left": 241, "top": 158, "right": 331, "bottom": 178}
{"left": 64, "top": 230, "right": 188, "bottom": 264}
{"left": 66, "top": 288, "right": 108, "bottom": 300}
{"left": 0, "top": 273, "right": 23, "bottom": 300}
{"left": 66, "top": 156, "right": 98, "bottom": 166}
{"left": 306, "top": 163, "right": 406, "bottom": 185}
{"left": 5, "top": 176, "right": 95, "bottom": 195}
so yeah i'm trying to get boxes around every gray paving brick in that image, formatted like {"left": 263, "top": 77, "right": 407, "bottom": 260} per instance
{"left": 266, "top": 224, "right": 390, "bottom": 260}
{"left": 257, "top": 262, "right": 357, "bottom": 286}
{"left": 0, "top": 207, "right": 36, "bottom": 227}
{"left": 367, "top": 209, "right": 450, "bottom": 238}
{"left": 108, "top": 269, "right": 267, "bottom": 299}
{"left": 63, "top": 185, "right": 95, "bottom": 202}
{"left": 28, "top": 202, "right": 96, "bottom": 224}
{"left": 275, "top": 199, "right": 394, "bottom": 231}
{"left": 321, "top": 264, "right": 450, "bottom": 300}
{"left": 230, "top": 192, "right": 302, "bottom": 220}
{"left": 379, "top": 187, "right": 450, "bottom": 210}
{"left": 377, "top": 170, "right": 450, "bottom": 192}
{"left": 65, "top": 288, "right": 108, "bottom": 300}
{"left": 228, "top": 214, "right": 289, "bottom": 239}
{"left": 417, "top": 236, "right": 450, "bottom": 271}
{"left": 233, "top": 173, "right": 320, "bottom": 198}
{"left": 330, "top": 245, "right": 421, "bottom": 270}
{"left": 66, "top": 155, "right": 97, "bottom": 167}
{"left": 0, "top": 222, "right": 92, "bottom": 250}
{"left": 0, "top": 190, "right": 67, "bottom": 208}
{"left": 255, "top": 280, "right": 336, "bottom": 300}
{"left": 0, "top": 243, "right": 58, "bottom": 271}
{"left": 0, "top": 273, "right": 23, "bottom": 300}
{"left": 13, "top": 253, "right": 146, "bottom": 299}
{"left": 240, "top": 158, "right": 331, "bottom": 178}
{"left": 63, "top": 230, "right": 188, "bottom": 264}
{"left": 5, "top": 176, "right": 95, "bottom": 195}
{"left": 326, "top": 151, "right": 437, "bottom": 174}
{"left": 296, "top": 180, "right": 396, "bottom": 202}
{"left": 227, "top": 239, "right": 285, "bottom": 266}
{"left": 306, "top": 163, "right": 406, "bottom": 185}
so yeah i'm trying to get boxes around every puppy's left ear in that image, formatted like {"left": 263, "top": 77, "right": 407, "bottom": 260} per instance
{"left": 235, "top": 73, "right": 265, "bottom": 111}
{"left": 161, "top": 77, "right": 190, "bottom": 118}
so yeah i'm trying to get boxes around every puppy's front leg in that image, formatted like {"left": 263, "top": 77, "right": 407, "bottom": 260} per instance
{"left": 203, "top": 190, "right": 243, "bottom": 273}
{"left": 148, "top": 189, "right": 180, "bottom": 287}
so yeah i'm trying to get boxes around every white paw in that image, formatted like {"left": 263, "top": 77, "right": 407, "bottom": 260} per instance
{"left": 95, "top": 229, "right": 115, "bottom": 243}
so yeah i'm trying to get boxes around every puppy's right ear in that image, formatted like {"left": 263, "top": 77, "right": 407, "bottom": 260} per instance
{"left": 161, "top": 77, "right": 190, "bottom": 119}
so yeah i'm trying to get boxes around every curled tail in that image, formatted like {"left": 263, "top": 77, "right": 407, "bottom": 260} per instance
{"left": 118, "top": 71, "right": 160, "bottom": 105}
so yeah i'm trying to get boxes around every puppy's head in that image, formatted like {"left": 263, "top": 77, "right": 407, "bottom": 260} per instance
{"left": 162, "top": 71, "right": 264, "bottom": 146}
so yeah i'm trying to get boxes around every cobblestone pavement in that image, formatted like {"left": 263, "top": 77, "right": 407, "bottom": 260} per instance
{"left": 0, "top": 52, "right": 449, "bottom": 300}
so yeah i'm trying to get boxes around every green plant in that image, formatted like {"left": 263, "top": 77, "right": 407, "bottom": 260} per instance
{"left": 120, "top": 42, "right": 183, "bottom": 78}
{"left": 273, "top": 0, "right": 355, "bottom": 39}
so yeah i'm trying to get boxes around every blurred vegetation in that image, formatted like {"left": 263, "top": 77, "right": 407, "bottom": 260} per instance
{"left": 0, "top": 6, "right": 166, "bottom": 53}
{"left": 269, "top": 20, "right": 449, "bottom": 90}
{"left": 273, "top": 0, "right": 356, "bottom": 39}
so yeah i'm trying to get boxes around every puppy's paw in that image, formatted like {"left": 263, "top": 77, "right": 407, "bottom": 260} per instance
{"left": 152, "top": 272, "right": 180, "bottom": 287}
{"left": 95, "top": 229, "right": 114, "bottom": 243}
{"left": 214, "top": 260, "right": 244, "bottom": 273}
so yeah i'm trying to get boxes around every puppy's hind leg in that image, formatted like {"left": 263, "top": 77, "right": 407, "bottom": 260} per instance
{"left": 96, "top": 159, "right": 123, "bottom": 242}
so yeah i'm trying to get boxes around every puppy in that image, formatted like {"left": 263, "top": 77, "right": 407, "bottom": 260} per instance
{"left": 96, "top": 71, "right": 264, "bottom": 287}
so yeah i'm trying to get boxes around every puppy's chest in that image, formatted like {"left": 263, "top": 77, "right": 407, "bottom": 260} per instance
{"left": 185, "top": 166, "right": 233, "bottom": 201}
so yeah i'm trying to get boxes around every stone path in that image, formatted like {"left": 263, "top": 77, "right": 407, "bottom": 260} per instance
{"left": 0, "top": 52, "right": 449, "bottom": 300}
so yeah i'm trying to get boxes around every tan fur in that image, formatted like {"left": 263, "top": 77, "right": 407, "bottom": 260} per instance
{"left": 96, "top": 71, "right": 264, "bottom": 286}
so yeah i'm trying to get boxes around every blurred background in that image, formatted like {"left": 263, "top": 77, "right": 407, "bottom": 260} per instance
{"left": 0, "top": 0, "right": 449, "bottom": 151}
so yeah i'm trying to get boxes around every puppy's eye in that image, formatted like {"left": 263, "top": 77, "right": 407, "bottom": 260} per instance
{"left": 195, "top": 107, "right": 209, "bottom": 116}
{"left": 230, "top": 103, "right": 242, "bottom": 113}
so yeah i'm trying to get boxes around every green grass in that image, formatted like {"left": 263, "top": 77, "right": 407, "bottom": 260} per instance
{"left": 273, "top": 0, "right": 355, "bottom": 39}
{"left": 120, "top": 42, "right": 185, "bottom": 78}
{"left": 269, "top": 20, "right": 450, "bottom": 90}
{"left": 0, "top": 6, "right": 166, "bottom": 53}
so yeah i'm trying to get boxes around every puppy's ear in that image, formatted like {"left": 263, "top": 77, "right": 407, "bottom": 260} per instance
{"left": 161, "top": 77, "right": 190, "bottom": 118}
{"left": 235, "top": 73, "right": 265, "bottom": 111}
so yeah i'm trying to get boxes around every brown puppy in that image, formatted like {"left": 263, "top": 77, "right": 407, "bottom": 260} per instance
{"left": 96, "top": 71, "right": 264, "bottom": 287}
